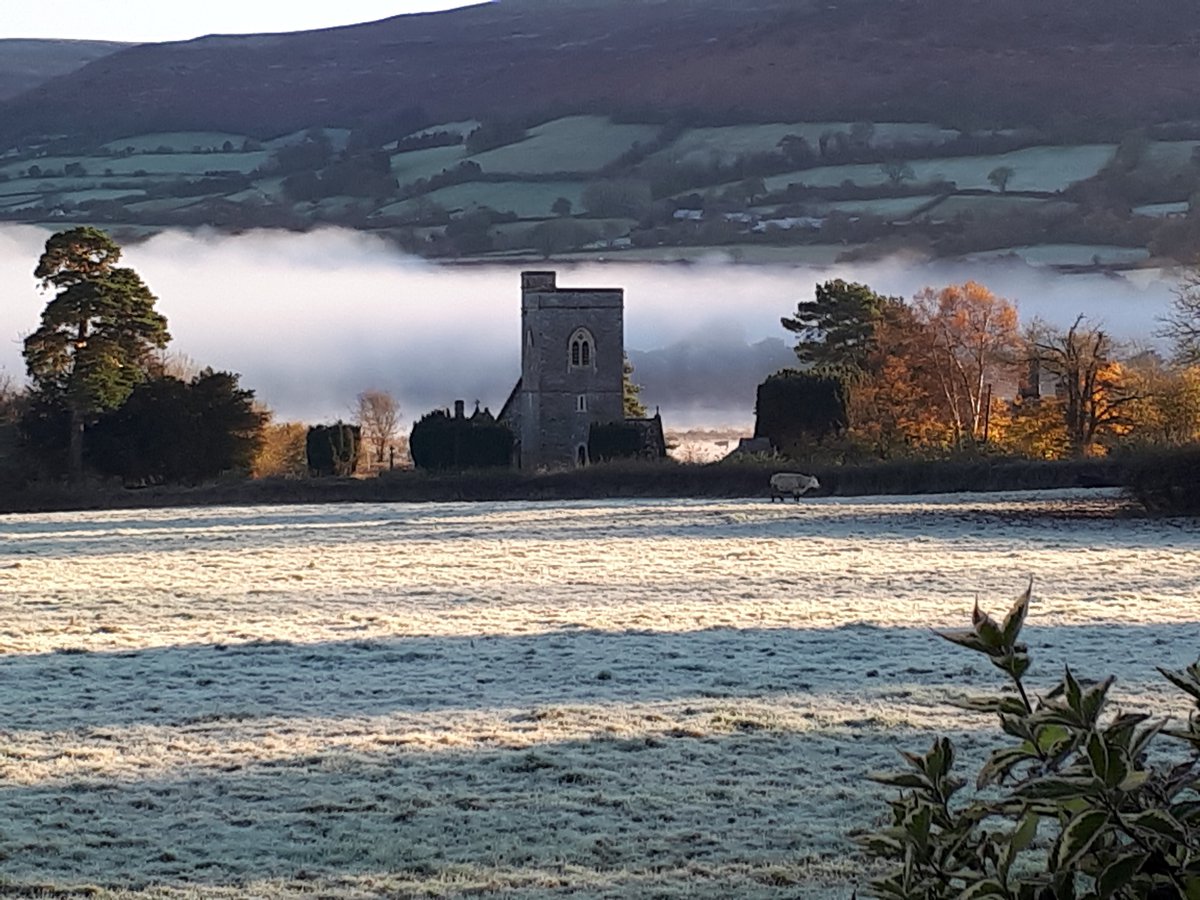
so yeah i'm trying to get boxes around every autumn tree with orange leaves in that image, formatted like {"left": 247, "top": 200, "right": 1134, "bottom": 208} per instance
{"left": 913, "top": 282, "right": 1020, "bottom": 447}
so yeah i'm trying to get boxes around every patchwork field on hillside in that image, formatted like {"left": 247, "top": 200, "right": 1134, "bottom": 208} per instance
{"left": 1, "top": 491, "right": 1197, "bottom": 898}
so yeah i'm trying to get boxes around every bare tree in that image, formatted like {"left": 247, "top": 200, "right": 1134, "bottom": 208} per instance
{"left": 1160, "top": 268, "right": 1200, "bottom": 365}
{"left": 1029, "top": 316, "right": 1139, "bottom": 455}
{"left": 354, "top": 389, "right": 401, "bottom": 465}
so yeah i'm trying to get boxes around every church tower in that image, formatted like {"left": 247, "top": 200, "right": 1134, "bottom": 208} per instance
{"left": 509, "top": 271, "right": 625, "bottom": 469}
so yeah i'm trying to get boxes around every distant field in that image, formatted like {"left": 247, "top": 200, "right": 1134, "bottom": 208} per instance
{"left": 466, "top": 116, "right": 660, "bottom": 174}
{"left": 810, "top": 196, "right": 941, "bottom": 219}
{"left": 386, "top": 181, "right": 589, "bottom": 219}
{"left": 399, "top": 120, "right": 480, "bottom": 144}
{"left": 919, "top": 195, "right": 1072, "bottom": 221}
{"left": 0, "top": 152, "right": 269, "bottom": 178}
{"left": 655, "top": 122, "right": 961, "bottom": 167}
{"left": 1132, "top": 140, "right": 1200, "bottom": 179}
{"left": 963, "top": 244, "right": 1151, "bottom": 266}
{"left": 1133, "top": 201, "right": 1190, "bottom": 217}
{"left": 558, "top": 244, "right": 863, "bottom": 265}
{"left": 100, "top": 132, "right": 252, "bottom": 154}
{"left": 763, "top": 145, "right": 1117, "bottom": 194}
{"left": 389, "top": 145, "right": 468, "bottom": 184}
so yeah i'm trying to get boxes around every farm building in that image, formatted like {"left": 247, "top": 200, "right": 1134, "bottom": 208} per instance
{"left": 499, "top": 271, "right": 665, "bottom": 469}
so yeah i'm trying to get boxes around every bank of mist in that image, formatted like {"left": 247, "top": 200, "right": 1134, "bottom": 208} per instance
{"left": 0, "top": 225, "right": 1180, "bottom": 430}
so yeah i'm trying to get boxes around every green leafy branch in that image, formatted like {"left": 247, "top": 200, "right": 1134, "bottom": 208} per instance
{"left": 857, "top": 582, "right": 1200, "bottom": 900}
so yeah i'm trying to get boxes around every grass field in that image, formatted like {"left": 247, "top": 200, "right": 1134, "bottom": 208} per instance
{"left": 763, "top": 145, "right": 1117, "bottom": 194}
{"left": 466, "top": 116, "right": 660, "bottom": 174}
{"left": 389, "top": 145, "right": 469, "bottom": 184}
{"left": 0, "top": 491, "right": 1196, "bottom": 898}
{"left": 100, "top": 132, "right": 253, "bottom": 154}
{"left": 963, "top": 244, "right": 1152, "bottom": 266}
{"left": 0, "top": 152, "right": 269, "bottom": 178}
{"left": 387, "top": 181, "right": 590, "bottom": 219}
{"left": 653, "top": 122, "right": 961, "bottom": 167}
{"left": 918, "top": 194, "right": 1072, "bottom": 221}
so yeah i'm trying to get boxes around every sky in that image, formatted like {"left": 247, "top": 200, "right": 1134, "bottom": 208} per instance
{"left": 0, "top": 2, "right": 484, "bottom": 44}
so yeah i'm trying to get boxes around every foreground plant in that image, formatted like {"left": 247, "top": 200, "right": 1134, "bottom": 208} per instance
{"left": 858, "top": 582, "right": 1200, "bottom": 899}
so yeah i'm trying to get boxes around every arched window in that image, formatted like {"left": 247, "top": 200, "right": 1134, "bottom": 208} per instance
{"left": 568, "top": 328, "right": 595, "bottom": 370}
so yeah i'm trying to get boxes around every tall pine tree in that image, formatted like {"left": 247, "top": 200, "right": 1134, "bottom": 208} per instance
{"left": 23, "top": 227, "right": 169, "bottom": 478}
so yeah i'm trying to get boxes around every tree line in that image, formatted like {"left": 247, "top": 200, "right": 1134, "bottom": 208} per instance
{"left": 757, "top": 277, "right": 1200, "bottom": 461}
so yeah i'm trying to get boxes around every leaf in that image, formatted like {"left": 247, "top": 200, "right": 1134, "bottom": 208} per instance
{"left": 869, "top": 771, "right": 931, "bottom": 790}
{"left": 939, "top": 628, "right": 989, "bottom": 655}
{"left": 1002, "top": 812, "right": 1039, "bottom": 880}
{"left": 1064, "top": 666, "right": 1083, "bottom": 716}
{"left": 1104, "top": 748, "right": 1131, "bottom": 791}
{"left": 1127, "top": 808, "right": 1188, "bottom": 843}
{"left": 1096, "top": 852, "right": 1146, "bottom": 899}
{"left": 1002, "top": 580, "right": 1032, "bottom": 647}
{"left": 1160, "top": 665, "right": 1200, "bottom": 702}
{"left": 977, "top": 747, "right": 1033, "bottom": 789}
{"left": 1053, "top": 809, "right": 1109, "bottom": 869}
{"left": 973, "top": 600, "right": 1005, "bottom": 653}
{"left": 1086, "top": 732, "right": 1109, "bottom": 779}
{"left": 1017, "top": 776, "right": 1104, "bottom": 801}
{"left": 1080, "top": 677, "right": 1114, "bottom": 725}
{"left": 961, "top": 879, "right": 1008, "bottom": 899}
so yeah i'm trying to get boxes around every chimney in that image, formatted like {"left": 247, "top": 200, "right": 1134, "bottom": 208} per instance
{"left": 521, "top": 271, "right": 557, "bottom": 293}
{"left": 454, "top": 400, "right": 465, "bottom": 419}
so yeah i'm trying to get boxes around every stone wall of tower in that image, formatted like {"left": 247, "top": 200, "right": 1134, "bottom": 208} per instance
{"left": 517, "top": 271, "right": 625, "bottom": 469}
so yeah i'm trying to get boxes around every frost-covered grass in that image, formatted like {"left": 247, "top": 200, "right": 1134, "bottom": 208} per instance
{"left": 99, "top": 132, "right": 253, "bottom": 154}
{"left": 810, "top": 195, "right": 941, "bottom": 219}
{"left": 0, "top": 491, "right": 1195, "bottom": 898}
{"left": 1133, "top": 201, "right": 1190, "bottom": 218}
{"left": 919, "top": 194, "right": 1074, "bottom": 220}
{"left": 387, "top": 181, "right": 589, "bottom": 219}
{"left": 465, "top": 116, "right": 660, "bottom": 174}
{"left": 389, "top": 145, "right": 468, "bottom": 183}
{"left": 763, "top": 145, "right": 1117, "bottom": 194}
{"left": 963, "top": 244, "right": 1151, "bottom": 266}
{"left": 0, "top": 152, "right": 269, "bottom": 178}
{"left": 654, "top": 122, "right": 960, "bottom": 167}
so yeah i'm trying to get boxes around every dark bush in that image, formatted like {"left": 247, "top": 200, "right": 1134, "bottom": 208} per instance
{"left": 1124, "top": 446, "right": 1200, "bottom": 515}
{"left": 755, "top": 369, "right": 848, "bottom": 451}
{"left": 86, "top": 371, "right": 265, "bottom": 485}
{"left": 588, "top": 422, "right": 644, "bottom": 462}
{"left": 306, "top": 422, "right": 361, "bottom": 477}
{"left": 409, "top": 410, "right": 512, "bottom": 470}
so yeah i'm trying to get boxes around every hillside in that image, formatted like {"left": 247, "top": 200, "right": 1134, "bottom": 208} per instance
{"left": 0, "top": 39, "right": 128, "bottom": 102}
{"left": 2, "top": 0, "right": 1200, "bottom": 267}
{"left": 5, "top": 0, "right": 1200, "bottom": 146}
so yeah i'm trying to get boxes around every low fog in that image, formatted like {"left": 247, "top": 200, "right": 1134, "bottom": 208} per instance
{"left": 0, "top": 225, "right": 1181, "bottom": 431}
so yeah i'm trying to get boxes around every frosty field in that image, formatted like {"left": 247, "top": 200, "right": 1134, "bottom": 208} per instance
{"left": 1, "top": 491, "right": 1197, "bottom": 898}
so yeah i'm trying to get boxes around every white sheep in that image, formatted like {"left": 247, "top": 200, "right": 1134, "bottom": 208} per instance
{"left": 769, "top": 472, "right": 820, "bottom": 502}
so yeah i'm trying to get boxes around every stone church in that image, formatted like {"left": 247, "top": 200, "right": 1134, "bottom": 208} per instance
{"left": 498, "top": 271, "right": 664, "bottom": 469}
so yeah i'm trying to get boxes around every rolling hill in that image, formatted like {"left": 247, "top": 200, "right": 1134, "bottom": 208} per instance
{"left": 0, "top": 39, "right": 128, "bottom": 102}
{"left": 4, "top": 0, "right": 1200, "bottom": 148}
{"left": 1, "top": 0, "right": 1199, "bottom": 268}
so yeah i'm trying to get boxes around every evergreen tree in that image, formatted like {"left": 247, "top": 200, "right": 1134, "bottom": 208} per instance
{"left": 781, "top": 279, "right": 897, "bottom": 378}
{"left": 23, "top": 227, "right": 169, "bottom": 478}
{"left": 623, "top": 354, "right": 647, "bottom": 418}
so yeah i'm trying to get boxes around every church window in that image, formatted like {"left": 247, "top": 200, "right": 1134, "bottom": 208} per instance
{"left": 568, "top": 327, "right": 596, "bottom": 369}
{"left": 576, "top": 394, "right": 588, "bottom": 412}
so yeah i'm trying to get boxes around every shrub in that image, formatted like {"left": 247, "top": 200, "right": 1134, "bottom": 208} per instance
{"left": 588, "top": 422, "right": 645, "bottom": 462}
{"left": 408, "top": 410, "right": 512, "bottom": 470}
{"left": 754, "top": 369, "right": 848, "bottom": 452}
{"left": 1124, "top": 447, "right": 1200, "bottom": 515}
{"left": 858, "top": 584, "right": 1200, "bottom": 899}
{"left": 306, "top": 422, "right": 361, "bottom": 477}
